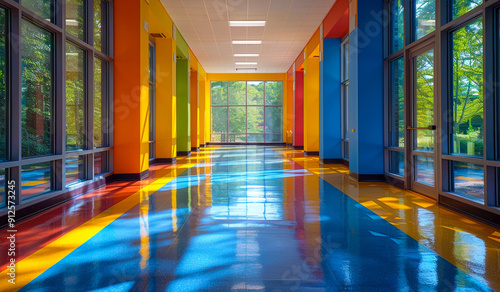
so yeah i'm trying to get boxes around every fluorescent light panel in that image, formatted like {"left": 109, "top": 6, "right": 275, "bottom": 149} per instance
{"left": 229, "top": 21, "right": 266, "bottom": 27}
{"left": 236, "top": 62, "right": 257, "bottom": 65}
{"left": 234, "top": 54, "right": 259, "bottom": 57}
{"left": 232, "top": 40, "right": 262, "bottom": 45}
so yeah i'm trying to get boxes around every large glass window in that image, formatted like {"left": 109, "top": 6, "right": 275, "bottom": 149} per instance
{"left": 66, "top": 0, "right": 85, "bottom": 40}
{"left": 21, "top": 20, "right": 53, "bottom": 158}
{"left": 0, "top": 8, "right": 7, "bottom": 162}
{"left": 0, "top": 168, "right": 5, "bottom": 207}
{"left": 94, "top": 58, "right": 108, "bottom": 148}
{"left": 390, "top": 0, "right": 404, "bottom": 54}
{"left": 94, "top": 0, "right": 107, "bottom": 52}
{"left": 414, "top": 0, "right": 435, "bottom": 40}
{"left": 451, "top": 18, "right": 483, "bottom": 157}
{"left": 452, "top": 0, "right": 482, "bottom": 20}
{"left": 66, "top": 42, "right": 86, "bottom": 151}
{"left": 211, "top": 81, "right": 283, "bottom": 143}
{"left": 94, "top": 151, "right": 108, "bottom": 175}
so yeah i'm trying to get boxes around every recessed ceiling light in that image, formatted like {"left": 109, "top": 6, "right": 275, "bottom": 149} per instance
{"left": 234, "top": 54, "right": 260, "bottom": 57}
{"left": 236, "top": 68, "right": 257, "bottom": 72}
{"left": 229, "top": 21, "right": 266, "bottom": 27}
{"left": 232, "top": 40, "right": 262, "bottom": 45}
{"left": 236, "top": 62, "right": 258, "bottom": 65}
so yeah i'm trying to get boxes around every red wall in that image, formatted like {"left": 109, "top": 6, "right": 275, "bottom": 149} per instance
{"left": 293, "top": 71, "right": 304, "bottom": 147}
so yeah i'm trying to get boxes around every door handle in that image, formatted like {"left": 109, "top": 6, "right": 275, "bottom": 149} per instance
{"left": 407, "top": 125, "right": 437, "bottom": 130}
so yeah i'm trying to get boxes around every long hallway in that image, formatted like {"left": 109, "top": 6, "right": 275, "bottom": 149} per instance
{"left": 1, "top": 146, "right": 499, "bottom": 291}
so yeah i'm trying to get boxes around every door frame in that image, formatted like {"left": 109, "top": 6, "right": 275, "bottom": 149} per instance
{"left": 404, "top": 37, "right": 439, "bottom": 199}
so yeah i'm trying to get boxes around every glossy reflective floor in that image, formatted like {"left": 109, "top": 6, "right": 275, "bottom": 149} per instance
{"left": 1, "top": 146, "right": 499, "bottom": 291}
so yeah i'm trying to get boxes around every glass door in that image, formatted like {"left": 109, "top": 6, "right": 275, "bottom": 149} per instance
{"left": 407, "top": 43, "right": 437, "bottom": 198}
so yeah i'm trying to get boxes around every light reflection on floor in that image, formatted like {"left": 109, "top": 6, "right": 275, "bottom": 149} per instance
{"left": 3, "top": 146, "right": 498, "bottom": 291}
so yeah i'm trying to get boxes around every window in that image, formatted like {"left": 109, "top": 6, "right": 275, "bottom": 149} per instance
{"left": 414, "top": 0, "right": 435, "bottom": 40}
{"left": 94, "top": 151, "right": 108, "bottom": 175}
{"left": 451, "top": 18, "right": 483, "bottom": 157}
{"left": 149, "top": 41, "right": 155, "bottom": 159}
{"left": 66, "top": 0, "right": 85, "bottom": 40}
{"left": 389, "top": 58, "right": 404, "bottom": 148}
{"left": 390, "top": 0, "right": 404, "bottom": 54}
{"left": 341, "top": 38, "right": 349, "bottom": 159}
{"left": 0, "top": 168, "right": 5, "bottom": 207}
{"left": 94, "top": 0, "right": 108, "bottom": 52}
{"left": 452, "top": 0, "right": 482, "bottom": 20}
{"left": 21, "top": 162, "right": 52, "bottom": 200}
{"left": 22, "top": 0, "right": 54, "bottom": 22}
{"left": 94, "top": 58, "right": 108, "bottom": 148}
{"left": 66, "top": 155, "right": 86, "bottom": 186}
{"left": 211, "top": 81, "right": 283, "bottom": 143}
{"left": 66, "top": 42, "right": 86, "bottom": 151}
{"left": 21, "top": 20, "right": 53, "bottom": 158}
{"left": 452, "top": 161, "right": 484, "bottom": 203}
{"left": 0, "top": 8, "right": 7, "bottom": 162}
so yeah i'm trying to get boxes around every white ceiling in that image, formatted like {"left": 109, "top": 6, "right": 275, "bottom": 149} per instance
{"left": 160, "top": 0, "right": 336, "bottom": 73}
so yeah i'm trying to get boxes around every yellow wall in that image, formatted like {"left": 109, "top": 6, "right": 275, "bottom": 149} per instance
{"left": 303, "top": 45, "right": 320, "bottom": 153}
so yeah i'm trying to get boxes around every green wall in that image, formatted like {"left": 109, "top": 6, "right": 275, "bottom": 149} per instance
{"left": 176, "top": 58, "right": 190, "bottom": 153}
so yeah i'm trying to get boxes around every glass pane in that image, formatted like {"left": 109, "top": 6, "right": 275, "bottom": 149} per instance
{"left": 66, "top": 155, "right": 85, "bottom": 186}
{"left": 247, "top": 134, "right": 264, "bottom": 143}
{"left": 265, "top": 81, "right": 283, "bottom": 105}
{"left": 21, "top": 21, "right": 53, "bottom": 158}
{"left": 247, "top": 107, "right": 264, "bottom": 133}
{"left": 21, "top": 162, "right": 52, "bottom": 199}
{"left": 452, "top": 0, "right": 482, "bottom": 20}
{"left": 22, "top": 0, "right": 53, "bottom": 21}
{"left": 415, "top": 156, "right": 434, "bottom": 186}
{"left": 415, "top": 0, "right": 435, "bottom": 40}
{"left": 228, "top": 81, "right": 246, "bottom": 105}
{"left": 228, "top": 134, "right": 246, "bottom": 143}
{"left": 343, "top": 141, "right": 349, "bottom": 159}
{"left": 414, "top": 49, "right": 434, "bottom": 152}
{"left": 228, "top": 107, "right": 246, "bottom": 133}
{"left": 94, "top": 0, "right": 104, "bottom": 51}
{"left": 265, "top": 107, "right": 282, "bottom": 134}
{"left": 211, "top": 134, "right": 227, "bottom": 143}
{"left": 211, "top": 81, "right": 227, "bottom": 105}
{"left": 94, "top": 59, "right": 107, "bottom": 148}
{"left": 265, "top": 134, "right": 282, "bottom": 143}
{"left": 66, "top": 0, "right": 85, "bottom": 40}
{"left": 390, "top": 0, "right": 404, "bottom": 54}
{"left": 247, "top": 81, "right": 264, "bottom": 105}
{"left": 453, "top": 162, "right": 484, "bottom": 203}
{"left": 0, "top": 8, "right": 7, "bottom": 162}
{"left": 149, "top": 43, "right": 155, "bottom": 83}
{"left": 342, "top": 84, "right": 349, "bottom": 140}
{"left": 66, "top": 43, "right": 85, "bottom": 151}
{"left": 390, "top": 58, "right": 404, "bottom": 147}
{"left": 389, "top": 151, "right": 404, "bottom": 176}
{"left": 211, "top": 107, "right": 227, "bottom": 133}
{"left": 94, "top": 151, "right": 107, "bottom": 175}
{"left": 343, "top": 41, "right": 349, "bottom": 82}
{"left": 0, "top": 168, "right": 5, "bottom": 207}
{"left": 452, "top": 18, "right": 483, "bottom": 157}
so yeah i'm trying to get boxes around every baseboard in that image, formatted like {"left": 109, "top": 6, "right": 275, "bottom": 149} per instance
{"left": 206, "top": 143, "right": 286, "bottom": 146}
{"left": 177, "top": 151, "right": 191, "bottom": 157}
{"left": 191, "top": 147, "right": 200, "bottom": 152}
{"left": 293, "top": 146, "right": 304, "bottom": 150}
{"left": 341, "top": 159, "right": 349, "bottom": 167}
{"left": 304, "top": 151, "right": 319, "bottom": 156}
{"left": 113, "top": 169, "right": 149, "bottom": 181}
{"left": 155, "top": 158, "right": 177, "bottom": 164}
{"left": 349, "top": 171, "right": 384, "bottom": 182}
{"left": 385, "top": 175, "right": 405, "bottom": 189}
{"left": 439, "top": 195, "right": 500, "bottom": 229}
{"left": 320, "top": 158, "right": 343, "bottom": 164}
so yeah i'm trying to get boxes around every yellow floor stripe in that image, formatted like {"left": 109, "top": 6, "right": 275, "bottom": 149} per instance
{"left": 1, "top": 163, "right": 194, "bottom": 291}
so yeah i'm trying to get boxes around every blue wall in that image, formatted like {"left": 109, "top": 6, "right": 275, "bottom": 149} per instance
{"left": 348, "top": 0, "right": 384, "bottom": 176}
{"left": 319, "top": 38, "right": 342, "bottom": 160}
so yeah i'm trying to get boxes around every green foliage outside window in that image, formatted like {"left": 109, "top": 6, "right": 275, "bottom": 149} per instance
{"left": 21, "top": 20, "right": 53, "bottom": 158}
{"left": 0, "top": 9, "right": 6, "bottom": 161}
{"left": 452, "top": 18, "right": 483, "bottom": 156}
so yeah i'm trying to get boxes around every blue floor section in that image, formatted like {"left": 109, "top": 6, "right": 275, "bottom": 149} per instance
{"left": 22, "top": 146, "right": 492, "bottom": 291}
